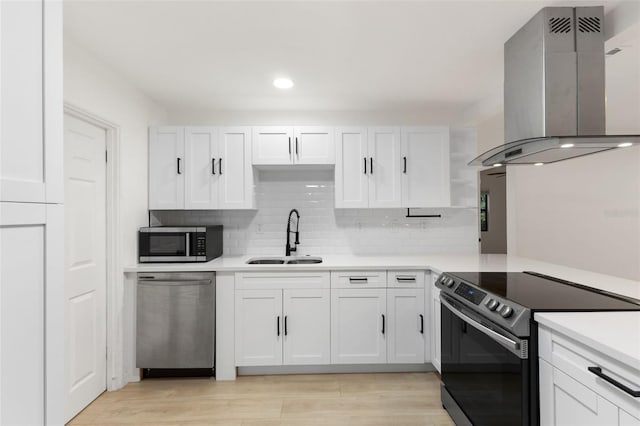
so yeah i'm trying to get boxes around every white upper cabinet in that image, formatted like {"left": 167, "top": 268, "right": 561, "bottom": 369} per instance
{"left": 253, "top": 126, "right": 334, "bottom": 165}
{"left": 335, "top": 128, "right": 369, "bottom": 208}
{"left": 184, "top": 127, "right": 218, "bottom": 209}
{"left": 252, "top": 126, "right": 293, "bottom": 165}
{"left": 0, "top": 0, "right": 62, "bottom": 203}
{"left": 293, "top": 127, "right": 335, "bottom": 164}
{"left": 218, "top": 127, "right": 254, "bottom": 209}
{"left": 368, "top": 127, "right": 402, "bottom": 208}
{"left": 401, "top": 127, "right": 450, "bottom": 208}
{"left": 149, "top": 127, "right": 185, "bottom": 210}
{"left": 149, "top": 126, "right": 254, "bottom": 210}
{"left": 336, "top": 126, "right": 451, "bottom": 208}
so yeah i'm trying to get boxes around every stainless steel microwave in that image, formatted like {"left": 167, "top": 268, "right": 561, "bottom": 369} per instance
{"left": 138, "top": 226, "right": 223, "bottom": 263}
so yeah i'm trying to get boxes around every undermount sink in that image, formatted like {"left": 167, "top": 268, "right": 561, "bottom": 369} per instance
{"left": 246, "top": 257, "right": 286, "bottom": 264}
{"left": 245, "top": 256, "right": 323, "bottom": 265}
{"left": 285, "top": 257, "right": 323, "bottom": 264}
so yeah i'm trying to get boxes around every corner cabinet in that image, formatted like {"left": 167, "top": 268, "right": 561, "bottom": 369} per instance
{"left": 252, "top": 126, "right": 334, "bottom": 165}
{"left": 335, "top": 127, "right": 450, "bottom": 208}
{"left": 234, "top": 272, "right": 331, "bottom": 367}
{"left": 149, "top": 126, "right": 254, "bottom": 210}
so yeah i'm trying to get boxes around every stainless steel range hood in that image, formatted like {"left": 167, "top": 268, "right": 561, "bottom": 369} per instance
{"left": 470, "top": 6, "right": 639, "bottom": 166}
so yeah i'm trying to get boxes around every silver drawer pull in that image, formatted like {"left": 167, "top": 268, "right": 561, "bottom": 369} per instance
{"left": 349, "top": 277, "right": 368, "bottom": 283}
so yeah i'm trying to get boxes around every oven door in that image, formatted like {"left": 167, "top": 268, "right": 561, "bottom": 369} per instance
{"left": 139, "top": 228, "right": 197, "bottom": 262}
{"left": 440, "top": 293, "right": 530, "bottom": 426}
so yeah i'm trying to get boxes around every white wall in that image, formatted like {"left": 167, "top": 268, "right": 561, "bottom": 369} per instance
{"left": 166, "top": 109, "right": 458, "bottom": 126}
{"left": 64, "top": 37, "right": 167, "bottom": 268}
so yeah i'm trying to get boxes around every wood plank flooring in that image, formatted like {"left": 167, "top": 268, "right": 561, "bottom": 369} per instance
{"left": 69, "top": 372, "right": 454, "bottom": 425}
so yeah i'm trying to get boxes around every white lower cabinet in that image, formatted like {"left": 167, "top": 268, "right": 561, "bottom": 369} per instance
{"left": 234, "top": 273, "right": 330, "bottom": 367}
{"left": 235, "top": 289, "right": 283, "bottom": 366}
{"left": 539, "top": 359, "right": 618, "bottom": 426}
{"left": 387, "top": 288, "right": 425, "bottom": 363}
{"left": 331, "top": 288, "right": 387, "bottom": 364}
{"left": 538, "top": 325, "right": 640, "bottom": 426}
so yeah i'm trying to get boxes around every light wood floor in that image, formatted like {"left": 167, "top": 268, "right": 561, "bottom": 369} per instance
{"left": 69, "top": 372, "right": 454, "bottom": 425}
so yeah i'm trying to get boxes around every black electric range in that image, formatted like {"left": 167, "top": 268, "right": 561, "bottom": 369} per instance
{"left": 435, "top": 271, "right": 640, "bottom": 426}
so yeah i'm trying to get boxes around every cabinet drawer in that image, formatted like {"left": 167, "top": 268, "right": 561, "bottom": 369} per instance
{"left": 539, "top": 325, "right": 640, "bottom": 415}
{"left": 330, "top": 271, "right": 387, "bottom": 289}
{"left": 236, "top": 272, "right": 330, "bottom": 290}
{"left": 387, "top": 270, "right": 425, "bottom": 288}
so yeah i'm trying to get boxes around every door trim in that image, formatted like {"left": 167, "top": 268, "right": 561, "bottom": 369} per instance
{"left": 64, "top": 103, "right": 124, "bottom": 391}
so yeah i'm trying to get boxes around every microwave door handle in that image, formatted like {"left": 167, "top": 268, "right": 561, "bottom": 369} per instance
{"left": 440, "top": 295, "right": 526, "bottom": 359}
{"left": 185, "top": 233, "right": 190, "bottom": 257}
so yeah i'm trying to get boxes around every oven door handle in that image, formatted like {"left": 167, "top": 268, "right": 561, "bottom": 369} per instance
{"left": 440, "top": 295, "right": 527, "bottom": 359}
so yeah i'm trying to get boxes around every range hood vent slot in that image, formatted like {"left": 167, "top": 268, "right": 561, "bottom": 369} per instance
{"left": 549, "top": 17, "right": 571, "bottom": 33}
{"left": 578, "top": 16, "right": 601, "bottom": 33}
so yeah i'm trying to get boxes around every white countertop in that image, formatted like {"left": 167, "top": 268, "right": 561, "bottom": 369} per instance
{"left": 535, "top": 312, "right": 640, "bottom": 370}
{"left": 124, "top": 253, "right": 640, "bottom": 301}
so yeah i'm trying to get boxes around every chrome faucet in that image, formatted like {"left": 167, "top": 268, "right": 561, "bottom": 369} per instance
{"left": 285, "top": 209, "right": 300, "bottom": 256}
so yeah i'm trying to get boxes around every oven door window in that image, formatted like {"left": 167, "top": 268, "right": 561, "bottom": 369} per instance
{"left": 441, "top": 302, "right": 528, "bottom": 426}
{"left": 147, "top": 234, "right": 187, "bottom": 256}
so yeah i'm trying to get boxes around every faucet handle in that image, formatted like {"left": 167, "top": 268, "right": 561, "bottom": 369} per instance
{"left": 295, "top": 231, "right": 300, "bottom": 245}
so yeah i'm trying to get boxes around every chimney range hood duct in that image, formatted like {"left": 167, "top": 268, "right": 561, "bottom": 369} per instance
{"left": 470, "top": 6, "right": 639, "bottom": 166}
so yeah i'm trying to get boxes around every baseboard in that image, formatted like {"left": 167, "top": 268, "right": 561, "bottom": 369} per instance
{"left": 238, "top": 363, "right": 435, "bottom": 376}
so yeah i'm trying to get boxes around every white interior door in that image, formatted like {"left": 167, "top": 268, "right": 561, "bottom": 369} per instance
{"left": 64, "top": 114, "right": 107, "bottom": 422}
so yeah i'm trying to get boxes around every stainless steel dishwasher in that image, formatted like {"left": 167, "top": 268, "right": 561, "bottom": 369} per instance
{"left": 136, "top": 272, "right": 215, "bottom": 371}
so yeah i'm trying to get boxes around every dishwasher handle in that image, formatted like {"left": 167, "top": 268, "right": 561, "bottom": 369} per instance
{"left": 137, "top": 279, "right": 212, "bottom": 286}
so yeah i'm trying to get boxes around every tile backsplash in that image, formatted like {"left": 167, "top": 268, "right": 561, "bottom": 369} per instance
{"left": 151, "top": 170, "right": 479, "bottom": 256}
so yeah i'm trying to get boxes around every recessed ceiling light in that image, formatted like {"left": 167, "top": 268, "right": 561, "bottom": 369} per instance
{"left": 493, "top": 163, "right": 502, "bottom": 167}
{"left": 273, "top": 78, "right": 293, "bottom": 89}
{"left": 606, "top": 47, "right": 622, "bottom": 56}
{"left": 534, "top": 162, "right": 544, "bottom": 166}
{"left": 560, "top": 143, "right": 574, "bottom": 148}
{"left": 618, "top": 142, "right": 633, "bottom": 148}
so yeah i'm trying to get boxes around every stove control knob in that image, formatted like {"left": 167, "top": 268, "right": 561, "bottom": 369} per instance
{"left": 499, "top": 305, "right": 514, "bottom": 318}
{"left": 485, "top": 299, "right": 499, "bottom": 311}
{"left": 446, "top": 278, "right": 455, "bottom": 288}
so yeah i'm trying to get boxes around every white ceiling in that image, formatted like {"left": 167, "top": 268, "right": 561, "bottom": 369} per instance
{"left": 64, "top": 0, "right": 627, "bottom": 120}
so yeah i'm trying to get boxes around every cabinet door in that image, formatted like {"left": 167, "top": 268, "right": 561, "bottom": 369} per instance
{"left": 331, "top": 288, "right": 387, "bottom": 364}
{"left": 218, "top": 127, "right": 254, "bottom": 209}
{"left": 334, "top": 127, "right": 368, "bottom": 208}
{"left": 184, "top": 127, "right": 218, "bottom": 209}
{"left": 432, "top": 285, "right": 442, "bottom": 373}
{"left": 401, "top": 127, "right": 450, "bottom": 208}
{"left": 293, "top": 127, "right": 335, "bottom": 165}
{"left": 368, "top": 127, "right": 402, "bottom": 208}
{"left": 621, "top": 409, "right": 640, "bottom": 426}
{"left": 0, "top": 202, "right": 63, "bottom": 425}
{"left": 387, "top": 288, "right": 425, "bottom": 364}
{"left": 149, "top": 127, "right": 185, "bottom": 209}
{"left": 252, "top": 126, "right": 293, "bottom": 165}
{"left": 539, "top": 359, "right": 618, "bottom": 426}
{"left": 283, "top": 289, "right": 330, "bottom": 365}
{"left": 235, "top": 289, "right": 283, "bottom": 366}
{"left": 0, "top": 0, "right": 49, "bottom": 203}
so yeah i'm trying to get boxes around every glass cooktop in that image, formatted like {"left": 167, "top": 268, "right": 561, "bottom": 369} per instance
{"left": 446, "top": 271, "right": 640, "bottom": 312}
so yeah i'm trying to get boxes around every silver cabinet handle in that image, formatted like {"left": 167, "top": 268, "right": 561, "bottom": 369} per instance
{"left": 440, "top": 294, "right": 527, "bottom": 359}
